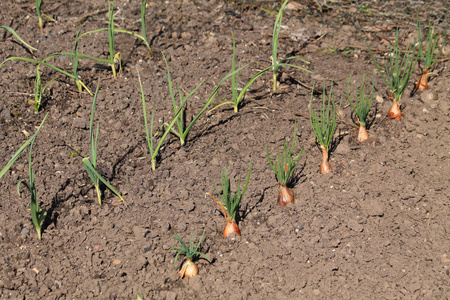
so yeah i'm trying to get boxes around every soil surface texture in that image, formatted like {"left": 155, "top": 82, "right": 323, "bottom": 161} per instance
{"left": 0, "top": 0, "right": 449, "bottom": 299}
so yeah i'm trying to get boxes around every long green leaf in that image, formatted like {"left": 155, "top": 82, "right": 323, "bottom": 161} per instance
{"left": 0, "top": 113, "right": 48, "bottom": 181}
{"left": 0, "top": 26, "right": 38, "bottom": 52}
{"left": 82, "top": 158, "right": 124, "bottom": 201}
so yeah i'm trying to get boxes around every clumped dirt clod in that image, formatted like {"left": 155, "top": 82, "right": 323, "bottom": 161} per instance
{"left": 0, "top": 1, "right": 449, "bottom": 299}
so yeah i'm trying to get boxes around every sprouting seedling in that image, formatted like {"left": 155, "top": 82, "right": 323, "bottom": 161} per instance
{"left": 169, "top": 230, "right": 210, "bottom": 279}
{"left": 76, "top": 0, "right": 151, "bottom": 77}
{"left": 138, "top": 67, "right": 188, "bottom": 171}
{"left": 267, "top": 121, "right": 303, "bottom": 207}
{"left": 35, "top": 0, "right": 44, "bottom": 34}
{"left": 0, "top": 56, "right": 92, "bottom": 95}
{"left": 162, "top": 53, "right": 247, "bottom": 146}
{"left": 414, "top": 21, "right": 446, "bottom": 91}
{"left": 272, "top": 0, "right": 311, "bottom": 90}
{"left": 309, "top": 82, "right": 340, "bottom": 174}
{"left": 0, "top": 26, "right": 38, "bottom": 52}
{"left": 346, "top": 72, "right": 374, "bottom": 142}
{"left": 210, "top": 32, "right": 311, "bottom": 113}
{"left": 140, "top": 0, "right": 152, "bottom": 55}
{"left": 367, "top": 30, "right": 417, "bottom": 120}
{"left": 82, "top": 80, "right": 124, "bottom": 206}
{"left": 162, "top": 52, "right": 205, "bottom": 146}
{"left": 0, "top": 113, "right": 48, "bottom": 181}
{"left": 70, "top": 25, "right": 91, "bottom": 94}
{"left": 16, "top": 116, "right": 48, "bottom": 240}
{"left": 34, "top": 0, "right": 56, "bottom": 35}
{"left": 31, "top": 66, "right": 58, "bottom": 113}
{"left": 207, "top": 160, "right": 252, "bottom": 238}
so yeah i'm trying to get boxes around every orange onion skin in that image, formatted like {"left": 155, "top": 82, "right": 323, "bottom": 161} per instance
{"left": 319, "top": 145, "right": 332, "bottom": 174}
{"left": 388, "top": 100, "right": 402, "bottom": 120}
{"left": 178, "top": 259, "right": 199, "bottom": 278}
{"left": 417, "top": 75, "right": 429, "bottom": 91}
{"left": 223, "top": 220, "right": 240, "bottom": 238}
{"left": 357, "top": 126, "right": 369, "bottom": 142}
{"left": 417, "top": 69, "right": 430, "bottom": 91}
{"left": 278, "top": 185, "right": 294, "bottom": 207}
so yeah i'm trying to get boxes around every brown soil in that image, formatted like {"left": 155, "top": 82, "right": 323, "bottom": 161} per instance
{"left": 1, "top": 1, "right": 449, "bottom": 299}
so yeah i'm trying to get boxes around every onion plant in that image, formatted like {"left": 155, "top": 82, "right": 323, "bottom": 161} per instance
{"left": 272, "top": 0, "right": 310, "bottom": 90}
{"left": 17, "top": 131, "right": 46, "bottom": 240}
{"left": 162, "top": 53, "right": 247, "bottom": 146}
{"left": 76, "top": 0, "right": 151, "bottom": 77}
{"left": 0, "top": 114, "right": 48, "bottom": 181}
{"left": 31, "top": 66, "right": 58, "bottom": 112}
{"left": 162, "top": 53, "right": 205, "bottom": 146}
{"left": 267, "top": 121, "right": 303, "bottom": 207}
{"left": 169, "top": 230, "right": 210, "bottom": 278}
{"left": 367, "top": 30, "right": 417, "bottom": 120}
{"left": 207, "top": 160, "right": 251, "bottom": 238}
{"left": 414, "top": 21, "right": 446, "bottom": 91}
{"left": 211, "top": 32, "right": 311, "bottom": 113}
{"left": 138, "top": 68, "right": 187, "bottom": 171}
{"left": 82, "top": 80, "right": 124, "bottom": 206}
{"left": 309, "top": 82, "right": 340, "bottom": 174}
{"left": 0, "top": 56, "right": 92, "bottom": 95}
{"left": 0, "top": 26, "right": 37, "bottom": 52}
{"left": 346, "top": 72, "right": 374, "bottom": 142}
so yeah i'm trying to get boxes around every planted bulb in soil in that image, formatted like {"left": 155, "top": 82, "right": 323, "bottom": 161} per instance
{"left": 179, "top": 258, "right": 198, "bottom": 278}
{"left": 278, "top": 185, "right": 294, "bottom": 207}
{"left": 224, "top": 220, "right": 241, "bottom": 238}
{"left": 416, "top": 71, "right": 430, "bottom": 91}
{"left": 357, "top": 126, "right": 369, "bottom": 142}
{"left": 319, "top": 145, "right": 331, "bottom": 174}
{"left": 388, "top": 100, "right": 402, "bottom": 120}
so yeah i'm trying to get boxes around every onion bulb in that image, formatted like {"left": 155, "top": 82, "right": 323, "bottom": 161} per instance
{"left": 357, "top": 126, "right": 369, "bottom": 142}
{"left": 387, "top": 100, "right": 402, "bottom": 120}
{"left": 224, "top": 220, "right": 241, "bottom": 238}
{"left": 178, "top": 259, "right": 198, "bottom": 278}
{"left": 416, "top": 69, "right": 431, "bottom": 91}
{"left": 319, "top": 145, "right": 331, "bottom": 174}
{"left": 278, "top": 185, "right": 294, "bottom": 207}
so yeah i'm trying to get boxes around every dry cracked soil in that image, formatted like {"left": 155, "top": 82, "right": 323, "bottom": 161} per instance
{"left": 0, "top": 0, "right": 449, "bottom": 299}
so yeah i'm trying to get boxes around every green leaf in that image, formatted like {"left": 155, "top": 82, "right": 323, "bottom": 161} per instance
{"left": 0, "top": 26, "right": 38, "bottom": 52}
{"left": 0, "top": 113, "right": 48, "bottom": 181}
{"left": 82, "top": 158, "right": 124, "bottom": 202}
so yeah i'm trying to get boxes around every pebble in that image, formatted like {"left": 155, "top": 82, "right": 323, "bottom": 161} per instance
{"left": 21, "top": 228, "right": 29, "bottom": 235}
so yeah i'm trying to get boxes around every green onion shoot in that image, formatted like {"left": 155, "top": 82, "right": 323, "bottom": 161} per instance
{"left": 367, "top": 30, "right": 417, "bottom": 120}
{"left": 309, "top": 82, "right": 340, "bottom": 174}
{"left": 267, "top": 121, "right": 303, "bottom": 207}
{"left": 16, "top": 115, "right": 48, "bottom": 240}
{"left": 414, "top": 21, "right": 446, "bottom": 91}
{"left": 82, "top": 80, "right": 124, "bottom": 205}
{"left": 207, "top": 160, "right": 251, "bottom": 238}
{"left": 346, "top": 72, "right": 374, "bottom": 142}
{"left": 169, "top": 230, "right": 210, "bottom": 278}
